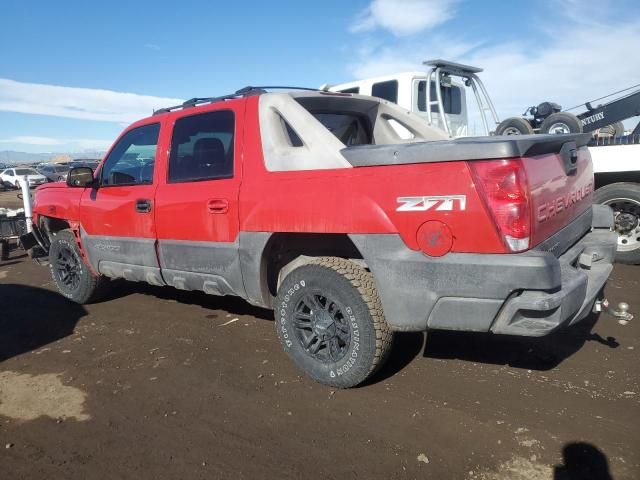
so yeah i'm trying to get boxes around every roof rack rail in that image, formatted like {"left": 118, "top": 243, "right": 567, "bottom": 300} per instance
{"left": 153, "top": 86, "right": 318, "bottom": 115}
{"left": 235, "top": 86, "right": 318, "bottom": 94}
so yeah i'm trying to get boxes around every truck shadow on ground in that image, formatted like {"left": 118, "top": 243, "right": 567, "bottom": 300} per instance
{"left": 0, "top": 284, "right": 88, "bottom": 362}
{"left": 103, "top": 279, "right": 428, "bottom": 384}
{"left": 100, "top": 279, "right": 620, "bottom": 376}
{"left": 424, "top": 312, "right": 619, "bottom": 371}
{"left": 101, "top": 279, "right": 274, "bottom": 320}
{"left": 554, "top": 442, "right": 614, "bottom": 480}
{"left": 365, "top": 332, "right": 426, "bottom": 384}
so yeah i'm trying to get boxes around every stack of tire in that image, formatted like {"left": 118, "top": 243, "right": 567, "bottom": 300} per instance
{"left": 495, "top": 112, "right": 583, "bottom": 136}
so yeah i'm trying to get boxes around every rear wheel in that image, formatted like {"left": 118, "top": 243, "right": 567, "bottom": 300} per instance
{"left": 540, "top": 112, "right": 583, "bottom": 134}
{"left": 48, "top": 229, "right": 107, "bottom": 303}
{"left": 594, "top": 183, "right": 640, "bottom": 264}
{"left": 275, "top": 257, "right": 393, "bottom": 388}
{"left": 495, "top": 117, "right": 534, "bottom": 135}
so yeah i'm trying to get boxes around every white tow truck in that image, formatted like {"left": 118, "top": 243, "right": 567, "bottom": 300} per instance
{"left": 326, "top": 60, "right": 640, "bottom": 264}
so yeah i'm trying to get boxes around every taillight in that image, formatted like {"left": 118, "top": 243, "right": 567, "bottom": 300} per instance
{"left": 470, "top": 159, "right": 531, "bottom": 252}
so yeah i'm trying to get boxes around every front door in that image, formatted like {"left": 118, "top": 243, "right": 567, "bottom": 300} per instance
{"left": 154, "top": 106, "right": 244, "bottom": 296}
{"left": 78, "top": 122, "right": 165, "bottom": 285}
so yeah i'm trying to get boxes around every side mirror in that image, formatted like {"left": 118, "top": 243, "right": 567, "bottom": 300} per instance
{"left": 66, "top": 167, "right": 95, "bottom": 188}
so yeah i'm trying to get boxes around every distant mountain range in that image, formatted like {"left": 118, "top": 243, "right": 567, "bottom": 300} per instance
{"left": 0, "top": 150, "right": 106, "bottom": 164}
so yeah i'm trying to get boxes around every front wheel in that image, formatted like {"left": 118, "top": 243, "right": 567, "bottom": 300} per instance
{"left": 594, "top": 183, "right": 640, "bottom": 265}
{"left": 275, "top": 257, "right": 393, "bottom": 388}
{"left": 48, "top": 229, "right": 107, "bottom": 303}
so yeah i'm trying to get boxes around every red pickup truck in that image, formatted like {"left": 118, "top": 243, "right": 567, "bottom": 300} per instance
{"left": 24, "top": 87, "right": 617, "bottom": 387}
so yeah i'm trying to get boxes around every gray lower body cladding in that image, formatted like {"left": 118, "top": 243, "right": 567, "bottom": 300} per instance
{"left": 350, "top": 204, "right": 617, "bottom": 336}
{"left": 157, "top": 239, "right": 246, "bottom": 297}
{"left": 81, "top": 232, "right": 247, "bottom": 298}
{"left": 80, "top": 230, "right": 164, "bottom": 285}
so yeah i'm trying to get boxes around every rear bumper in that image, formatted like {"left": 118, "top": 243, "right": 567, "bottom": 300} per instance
{"left": 488, "top": 227, "right": 614, "bottom": 335}
{"left": 349, "top": 204, "right": 617, "bottom": 336}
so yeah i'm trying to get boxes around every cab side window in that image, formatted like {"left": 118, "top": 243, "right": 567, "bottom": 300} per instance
{"left": 100, "top": 123, "right": 160, "bottom": 186}
{"left": 372, "top": 80, "right": 398, "bottom": 103}
{"left": 168, "top": 110, "right": 235, "bottom": 183}
{"left": 417, "top": 81, "right": 462, "bottom": 115}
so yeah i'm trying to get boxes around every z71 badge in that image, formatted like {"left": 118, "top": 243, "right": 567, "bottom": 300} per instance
{"left": 396, "top": 195, "right": 466, "bottom": 212}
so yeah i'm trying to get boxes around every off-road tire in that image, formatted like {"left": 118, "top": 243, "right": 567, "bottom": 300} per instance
{"left": 495, "top": 117, "right": 534, "bottom": 135}
{"left": 540, "top": 112, "right": 583, "bottom": 134}
{"left": 48, "top": 229, "right": 107, "bottom": 303}
{"left": 594, "top": 183, "right": 640, "bottom": 265}
{"left": 275, "top": 257, "right": 393, "bottom": 388}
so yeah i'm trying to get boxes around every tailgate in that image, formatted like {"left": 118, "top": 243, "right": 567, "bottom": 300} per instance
{"left": 522, "top": 138, "right": 594, "bottom": 248}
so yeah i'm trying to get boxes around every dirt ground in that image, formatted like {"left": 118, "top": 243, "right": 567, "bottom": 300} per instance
{"left": 0, "top": 232, "right": 638, "bottom": 479}
{"left": 0, "top": 188, "right": 29, "bottom": 210}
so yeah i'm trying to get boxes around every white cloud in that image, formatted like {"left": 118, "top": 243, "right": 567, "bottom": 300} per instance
{"left": 350, "top": 0, "right": 459, "bottom": 36}
{"left": 0, "top": 136, "right": 112, "bottom": 151}
{"left": 350, "top": 34, "right": 480, "bottom": 79}
{"left": 346, "top": 1, "right": 640, "bottom": 132}
{"left": 0, "top": 136, "right": 64, "bottom": 146}
{"left": 0, "top": 78, "right": 182, "bottom": 123}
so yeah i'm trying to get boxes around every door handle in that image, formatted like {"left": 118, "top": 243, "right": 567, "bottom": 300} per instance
{"left": 207, "top": 198, "right": 229, "bottom": 214}
{"left": 136, "top": 199, "right": 152, "bottom": 213}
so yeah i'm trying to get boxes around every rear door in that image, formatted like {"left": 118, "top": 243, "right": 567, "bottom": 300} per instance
{"left": 78, "top": 121, "right": 167, "bottom": 284}
{"left": 154, "top": 103, "right": 245, "bottom": 297}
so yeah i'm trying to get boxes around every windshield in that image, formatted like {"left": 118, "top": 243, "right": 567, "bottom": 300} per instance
{"left": 15, "top": 168, "right": 39, "bottom": 175}
{"left": 54, "top": 166, "right": 69, "bottom": 172}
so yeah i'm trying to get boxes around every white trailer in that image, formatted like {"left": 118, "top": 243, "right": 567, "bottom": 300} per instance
{"left": 589, "top": 140, "right": 640, "bottom": 264}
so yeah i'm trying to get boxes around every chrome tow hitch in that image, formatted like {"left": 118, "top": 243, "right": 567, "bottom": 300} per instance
{"left": 594, "top": 299, "right": 634, "bottom": 325}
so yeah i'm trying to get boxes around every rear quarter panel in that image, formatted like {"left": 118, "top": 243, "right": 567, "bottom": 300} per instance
{"left": 240, "top": 98, "right": 504, "bottom": 253}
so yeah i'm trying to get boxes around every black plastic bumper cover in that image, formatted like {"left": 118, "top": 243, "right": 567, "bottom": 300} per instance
{"left": 489, "top": 228, "right": 615, "bottom": 336}
{"left": 349, "top": 204, "right": 616, "bottom": 336}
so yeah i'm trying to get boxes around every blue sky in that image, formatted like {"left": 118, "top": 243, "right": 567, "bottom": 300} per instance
{"left": 1, "top": 0, "right": 638, "bottom": 153}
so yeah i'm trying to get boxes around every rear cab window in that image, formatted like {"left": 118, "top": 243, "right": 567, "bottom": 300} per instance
{"left": 310, "top": 113, "right": 371, "bottom": 146}
{"left": 371, "top": 80, "right": 398, "bottom": 103}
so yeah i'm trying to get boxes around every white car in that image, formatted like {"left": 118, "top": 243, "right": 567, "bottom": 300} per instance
{"left": 0, "top": 167, "right": 47, "bottom": 189}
